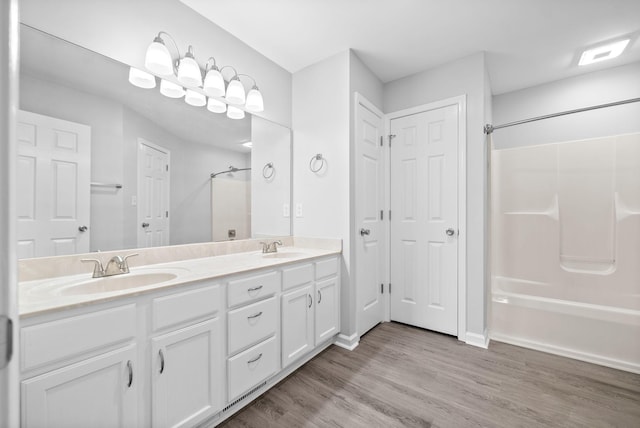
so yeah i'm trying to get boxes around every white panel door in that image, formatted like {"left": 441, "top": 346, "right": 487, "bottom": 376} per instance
{"left": 137, "top": 139, "right": 170, "bottom": 248}
{"left": 390, "top": 105, "right": 459, "bottom": 335}
{"left": 16, "top": 110, "right": 91, "bottom": 258}
{"left": 21, "top": 345, "right": 137, "bottom": 428}
{"left": 281, "top": 285, "right": 314, "bottom": 368}
{"left": 355, "top": 96, "right": 386, "bottom": 336}
{"left": 151, "top": 318, "right": 222, "bottom": 428}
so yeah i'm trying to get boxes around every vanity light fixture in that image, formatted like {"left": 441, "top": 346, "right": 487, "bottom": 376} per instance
{"left": 227, "top": 105, "right": 245, "bottom": 120}
{"left": 134, "top": 31, "right": 264, "bottom": 115}
{"left": 207, "top": 97, "right": 227, "bottom": 113}
{"left": 159, "top": 79, "right": 185, "bottom": 98}
{"left": 128, "top": 67, "right": 156, "bottom": 89}
{"left": 579, "top": 39, "right": 630, "bottom": 66}
{"left": 185, "top": 89, "right": 206, "bottom": 107}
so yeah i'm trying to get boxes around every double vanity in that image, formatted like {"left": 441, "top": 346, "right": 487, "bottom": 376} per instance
{"left": 18, "top": 238, "right": 341, "bottom": 427}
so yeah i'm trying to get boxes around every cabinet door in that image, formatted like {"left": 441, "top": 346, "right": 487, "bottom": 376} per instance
{"left": 315, "top": 277, "right": 340, "bottom": 344}
{"left": 22, "top": 345, "right": 137, "bottom": 428}
{"left": 151, "top": 318, "right": 222, "bottom": 428}
{"left": 281, "top": 285, "right": 314, "bottom": 368}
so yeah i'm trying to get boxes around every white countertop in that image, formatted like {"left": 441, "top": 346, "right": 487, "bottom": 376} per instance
{"left": 20, "top": 246, "right": 340, "bottom": 318}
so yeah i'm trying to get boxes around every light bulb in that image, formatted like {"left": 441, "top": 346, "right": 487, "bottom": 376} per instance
{"left": 227, "top": 105, "right": 245, "bottom": 120}
{"left": 207, "top": 97, "right": 227, "bottom": 113}
{"left": 144, "top": 37, "right": 173, "bottom": 76}
{"left": 177, "top": 46, "right": 202, "bottom": 87}
{"left": 128, "top": 67, "right": 156, "bottom": 89}
{"left": 203, "top": 67, "right": 225, "bottom": 97}
{"left": 160, "top": 79, "right": 185, "bottom": 98}
{"left": 185, "top": 89, "right": 206, "bottom": 107}
{"left": 225, "top": 78, "right": 246, "bottom": 105}
{"left": 245, "top": 86, "right": 264, "bottom": 112}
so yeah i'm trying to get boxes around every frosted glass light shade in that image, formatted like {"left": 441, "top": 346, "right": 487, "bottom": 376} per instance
{"left": 225, "top": 79, "right": 246, "bottom": 105}
{"left": 160, "top": 79, "right": 185, "bottom": 98}
{"left": 185, "top": 89, "right": 206, "bottom": 107}
{"left": 128, "top": 67, "right": 156, "bottom": 89}
{"left": 177, "top": 55, "right": 202, "bottom": 87}
{"left": 144, "top": 39, "right": 173, "bottom": 76}
{"left": 203, "top": 68, "right": 225, "bottom": 97}
{"left": 227, "top": 105, "right": 245, "bottom": 120}
{"left": 207, "top": 97, "right": 227, "bottom": 113}
{"left": 245, "top": 87, "right": 264, "bottom": 112}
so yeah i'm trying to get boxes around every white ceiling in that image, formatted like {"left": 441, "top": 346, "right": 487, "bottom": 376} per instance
{"left": 180, "top": 0, "right": 640, "bottom": 94}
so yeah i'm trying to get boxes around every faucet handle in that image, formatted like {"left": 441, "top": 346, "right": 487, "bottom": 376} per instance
{"left": 259, "top": 242, "right": 269, "bottom": 253}
{"left": 81, "top": 258, "right": 104, "bottom": 278}
{"left": 121, "top": 253, "right": 139, "bottom": 273}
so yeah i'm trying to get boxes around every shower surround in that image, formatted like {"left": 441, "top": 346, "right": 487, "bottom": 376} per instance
{"left": 491, "top": 133, "right": 640, "bottom": 373}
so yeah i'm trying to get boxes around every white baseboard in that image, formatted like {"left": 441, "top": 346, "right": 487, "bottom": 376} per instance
{"left": 491, "top": 333, "right": 640, "bottom": 374}
{"left": 465, "top": 329, "right": 490, "bottom": 349}
{"left": 334, "top": 333, "right": 359, "bottom": 351}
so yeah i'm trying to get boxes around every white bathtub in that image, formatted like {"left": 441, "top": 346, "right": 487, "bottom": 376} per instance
{"left": 491, "top": 133, "right": 640, "bottom": 373}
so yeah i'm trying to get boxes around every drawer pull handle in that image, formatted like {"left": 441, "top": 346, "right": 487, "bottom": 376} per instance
{"left": 127, "top": 360, "right": 133, "bottom": 388}
{"left": 318, "top": 290, "right": 322, "bottom": 304}
{"left": 247, "top": 353, "right": 263, "bottom": 364}
{"left": 248, "top": 285, "right": 263, "bottom": 292}
{"left": 247, "top": 311, "right": 263, "bottom": 320}
{"left": 159, "top": 349, "right": 165, "bottom": 374}
{"left": 308, "top": 294, "right": 313, "bottom": 308}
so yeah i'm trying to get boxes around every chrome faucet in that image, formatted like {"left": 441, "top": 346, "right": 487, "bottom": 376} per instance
{"left": 260, "top": 240, "right": 283, "bottom": 254}
{"left": 81, "top": 254, "right": 139, "bottom": 278}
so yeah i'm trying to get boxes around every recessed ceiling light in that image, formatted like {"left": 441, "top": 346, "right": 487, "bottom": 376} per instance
{"left": 579, "top": 39, "right": 630, "bottom": 66}
{"left": 242, "top": 141, "right": 253, "bottom": 148}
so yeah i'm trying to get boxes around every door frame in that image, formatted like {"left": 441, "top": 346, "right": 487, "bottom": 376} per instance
{"left": 353, "top": 93, "right": 387, "bottom": 337}
{"left": 384, "top": 95, "right": 467, "bottom": 342}
{"left": 137, "top": 138, "right": 171, "bottom": 248}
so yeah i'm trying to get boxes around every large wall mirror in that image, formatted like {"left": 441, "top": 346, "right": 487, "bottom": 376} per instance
{"left": 17, "top": 24, "right": 292, "bottom": 259}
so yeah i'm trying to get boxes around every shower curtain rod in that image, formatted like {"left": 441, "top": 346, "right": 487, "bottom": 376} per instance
{"left": 484, "top": 97, "right": 640, "bottom": 134}
{"left": 210, "top": 166, "right": 252, "bottom": 178}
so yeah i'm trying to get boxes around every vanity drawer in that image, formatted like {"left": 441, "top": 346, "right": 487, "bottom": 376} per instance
{"left": 21, "top": 304, "right": 136, "bottom": 372}
{"left": 315, "top": 257, "right": 338, "bottom": 280}
{"left": 227, "top": 335, "right": 278, "bottom": 401}
{"left": 228, "top": 271, "right": 279, "bottom": 308}
{"left": 282, "top": 263, "right": 313, "bottom": 291}
{"left": 228, "top": 297, "right": 277, "bottom": 355}
{"left": 152, "top": 283, "right": 221, "bottom": 332}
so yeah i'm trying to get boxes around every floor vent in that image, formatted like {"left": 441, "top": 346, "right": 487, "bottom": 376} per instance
{"left": 222, "top": 381, "right": 268, "bottom": 413}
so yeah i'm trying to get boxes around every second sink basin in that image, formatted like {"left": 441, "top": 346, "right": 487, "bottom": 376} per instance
{"left": 53, "top": 272, "right": 178, "bottom": 296}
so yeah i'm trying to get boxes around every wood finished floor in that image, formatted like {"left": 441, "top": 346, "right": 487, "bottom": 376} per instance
{"left": 218, "top": 322, "right": 640, "bottom": 427}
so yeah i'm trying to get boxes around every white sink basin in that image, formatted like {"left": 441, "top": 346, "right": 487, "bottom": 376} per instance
{"left": 53, "top": 272, "right": 178, "bottom": 296}
{"left": 27, "top": 268, "right": 189, "bottom": 297}
{"left": 262, "top": 252, "right": 306, "bottom": 259}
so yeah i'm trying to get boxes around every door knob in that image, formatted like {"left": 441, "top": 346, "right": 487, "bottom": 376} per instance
{"left": 445, "top": 228, "right": 456, "bottom": 236}
{"left": 141, "top": 222, "right": 150, "bottom": 228}
{"left": 360, "top": 228, "right": 371, "bottom": 236}
{"left": 78, "top": 225, "right": 88, "bottom": 232}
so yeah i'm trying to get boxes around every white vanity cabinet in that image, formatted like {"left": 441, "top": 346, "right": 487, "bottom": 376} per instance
{"left": 20, "top": 305, "right": 139, "bottom": 428}
{"left": 281, "top": 257, "right": 340, "bottom": 368}
{"left": 150, "top": 284, "right": 223, "bottom": 428}
{"left": 226, "top": 271, "right": 280, "bottom": 402}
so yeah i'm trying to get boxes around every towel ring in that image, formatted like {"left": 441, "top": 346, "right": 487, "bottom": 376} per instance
{"left": 262, "top": 162, "right": 274, "bottom": 179}
{"left": 309, "top": 154, "right": 325, "bottom": 173}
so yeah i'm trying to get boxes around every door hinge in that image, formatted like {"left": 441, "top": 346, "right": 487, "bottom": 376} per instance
{"left": 388, "top": 134, "right": 396, "bottom": 147}
{"left": 380, "top": 136, "right": 383, "bottom": 147}
{"left": 0, "top": 315, "right": 13, "bottom": 369}
{"left": 389, "top": 283, "right": 392, "bottom": 293}
{"left": 165, "top": 164, "right": 169, "bottom": 172}
{"left": 380, "top": 283, "right": 384, "bottom": 294}
{"left": 380, "top": 210, "right": 383, "bottom": 220}
{"left": 389, "top": 210, "right": 392, "bottom": 221}
{"left": 165, "top": 211, "right": 169, "bottom": 218}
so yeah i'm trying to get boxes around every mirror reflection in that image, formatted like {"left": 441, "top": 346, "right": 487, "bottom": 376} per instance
{"left": 17, "top": 24, "right": 291, "bottom": 259}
